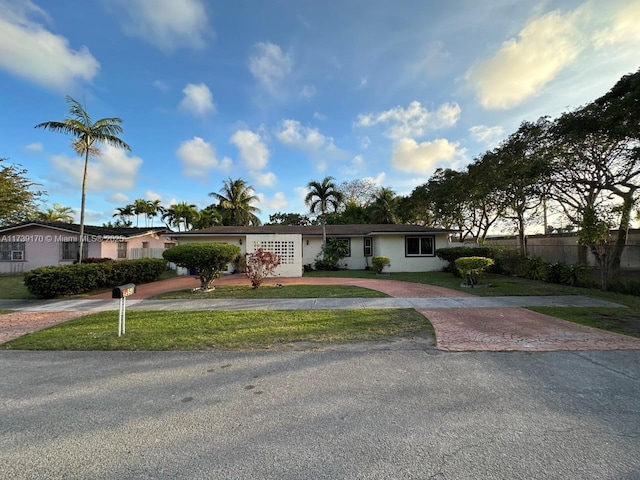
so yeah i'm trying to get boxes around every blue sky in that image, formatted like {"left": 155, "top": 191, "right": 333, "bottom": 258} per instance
{"left": 1, "top": 0, "right": 639, "bottom": 227}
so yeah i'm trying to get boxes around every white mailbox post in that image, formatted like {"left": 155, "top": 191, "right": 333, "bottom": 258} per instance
{"left": 112, "top": 283, "right": 136, "bottom": 337}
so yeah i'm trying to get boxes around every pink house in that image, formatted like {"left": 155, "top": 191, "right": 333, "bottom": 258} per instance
{"left": 0, "top": 221, "right": 174, "bottom": 274}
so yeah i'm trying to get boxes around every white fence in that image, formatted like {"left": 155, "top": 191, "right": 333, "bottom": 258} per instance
{"left": 128, "top": 248, "right": 166, "bottom": 259}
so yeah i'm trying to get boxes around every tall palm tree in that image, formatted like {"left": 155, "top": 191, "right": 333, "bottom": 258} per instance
{"left": 209, "top": 177, "right": 262, "bottom": 226}
{"left": 305, "top": 176, "right": 344, "bottom": 245}
{"left": 35, "top": 96, "right": 130, "bottom": 263}
{"left": 36, "top": 204, "right": 75, "bottom": 223}
{"left": 113, "top": 204, "right": 134, "bottom": 225}
{"left": 132, "top": 198, "right": 150, "bottom": 227}
{"left": 369, "top": 187, "right": 399, "bottom": 224}
{"left": 146, "top": 199, "right": 164, "bottom": 227}
{"left": 162, "top": 202, "right": 198, "bottom": 231}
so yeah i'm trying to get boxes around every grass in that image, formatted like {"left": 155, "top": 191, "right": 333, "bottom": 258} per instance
{"left": 153, "top": 284, "right": 388, "bottom": 299}
{"left": 0, "top": 275, "right": 35, "bottom": 300}
{"left": 0, "top": 308, "right": 432, "bottom": 351}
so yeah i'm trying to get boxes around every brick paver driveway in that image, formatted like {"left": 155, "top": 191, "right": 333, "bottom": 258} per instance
{"left": 2, "top": 275, "right": 640, "bottom": 351}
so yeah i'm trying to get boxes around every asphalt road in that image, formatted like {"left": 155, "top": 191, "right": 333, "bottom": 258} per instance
{"left": 1, "top": 347, "right": 639, "bottom": 479}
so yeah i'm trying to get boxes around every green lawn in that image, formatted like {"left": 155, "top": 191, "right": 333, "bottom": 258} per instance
{"left": 154, "top": 284, "right": 388, "bottom": 299}
{"left": 0, "top": 275, "right": 35, "bottom": 300}
{"left": 1, "top": 308, "right": 432, "bottom": 350}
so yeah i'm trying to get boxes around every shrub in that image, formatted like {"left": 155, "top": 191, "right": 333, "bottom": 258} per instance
{"left": 491, "top": 248, "right": 527, "bottom": 276}
{"left": 436, "top": 246, "right": 498, "bottom": 276}
{"left": 607, "top": 279, "right": 640, "bottom": 296}
{"left": 245, "top": 248, "right": 282, "bottom": 288}
{"left": 163, "top": 243, "right": 240, "bottom": 291}
{"left": 77, "top": 257, "right": 114, "bottom": 264}
{"left": 313, "top": 258, "right": 340, "bottom": 271}
{"left": 523, "top": 255, "right": 548, "bottom": 281}
{"left": 454, "top": 257, "right": 494, "bottom": 286}
{"left": 371, "top": 256, "right": 391, "bottom": 274}
{"left": 24, "top": 258, "right": 166, "bottom": 299}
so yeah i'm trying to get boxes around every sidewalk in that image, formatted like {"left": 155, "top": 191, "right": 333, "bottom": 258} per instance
{"left": 1, "top": 275, "right": 640, "bottom": 351}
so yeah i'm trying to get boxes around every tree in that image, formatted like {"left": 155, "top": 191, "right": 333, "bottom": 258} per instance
{"left": 210, "top": 177, "right": 262, "bottom": 226}
{"left": 132, "top": 198, "right": 150, "bottom": 227}
{"left": 162, "top": 243, "right": 240, "bottom": 291}
{"left": 305, "top": 176, "right": 344, "bottom": 246}
{"left": 245, "top": 248, "right": 281, "bottom": 288}
{"left": 266, "top": 212, "right": 313, "bottom": 226}
{"left": 146, "top": 199, "right": 164, "bottom": 227}
{"left": 192, "top": 205, "right": 223, "bottom": 230}
{"left": 113, "top": 205, "right": 134, "bottom": 227}
{"left": 35, "top": 96, "right": 130, "bottom": 263}
{"left": 162, "top": 202, "right": 198, "bottom": 231}
{"left": 0, "top": 159, "right": 44, "bottom": 225}
{"left": 423, "top": 168, "right": 473, "bottom": 241}
{"left": 337, "top": 179, "right": 378, "bottom": 207}
{"left": 369, "top": 187, "right": 398, "bottom": 224}
{"left": 577, "top": 206, "right": 615, "bottom": 290}
{"left": 35, "top": 204, "right": 75, "bottom": 223}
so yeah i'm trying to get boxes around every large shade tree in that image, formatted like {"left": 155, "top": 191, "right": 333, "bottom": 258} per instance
{"left": 0, "top": 159, "right": 43, "bottom": 226}
{"left": 35, "top": 96, "right": 130, "bottom": 263}
{"left": 210, "top": 177, "right": 262, "bottom": 226}
{"left": 305, "top": 176, "right": 344, "bottom": 246}
{"left": 369, "top": 187, "right": 398, "bottom": 224}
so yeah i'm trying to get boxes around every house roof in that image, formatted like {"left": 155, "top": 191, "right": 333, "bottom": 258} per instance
{"left": 165, "top": 224, "right": 458, "bottom": 237}
{"left": 0, "top": 221, "right": 170, "bottom": 239}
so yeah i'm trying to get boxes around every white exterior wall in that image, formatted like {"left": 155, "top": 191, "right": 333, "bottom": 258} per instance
{"left": 246, "top": 234, "right": 302, "bottom": 278}
{"left": 302, "top": 237, "right": 323, "bottom": 267}
{"left": 372, "top": 234, "right": 448, "bottom": 272}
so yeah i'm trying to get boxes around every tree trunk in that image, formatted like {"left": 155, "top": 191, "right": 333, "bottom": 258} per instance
{"left": 77, "top": 150, "right": 89, "bottom": 264}
{"left": 609, "top": 193, "right": 634, "bottom": 280}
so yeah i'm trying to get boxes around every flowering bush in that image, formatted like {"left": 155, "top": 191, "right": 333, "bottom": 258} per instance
{"left": 245, "top": 248, "right": 281, "bottom": 288}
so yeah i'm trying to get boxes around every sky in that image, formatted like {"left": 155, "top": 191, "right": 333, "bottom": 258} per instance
{"left": 1, "top": 0, "right": 639, "bottom": 229}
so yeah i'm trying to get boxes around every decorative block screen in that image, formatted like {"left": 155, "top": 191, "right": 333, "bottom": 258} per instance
{"left": 252, "top": 240, "right": 296, "bottom": 264}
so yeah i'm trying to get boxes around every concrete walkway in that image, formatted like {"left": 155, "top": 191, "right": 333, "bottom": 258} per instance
{"left": 1, "top": 275, "right": 640, "bottom": 351}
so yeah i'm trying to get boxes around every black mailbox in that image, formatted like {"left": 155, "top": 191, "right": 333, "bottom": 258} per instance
{"left": 112, "top": 283, "right": 136, "bottom": 298}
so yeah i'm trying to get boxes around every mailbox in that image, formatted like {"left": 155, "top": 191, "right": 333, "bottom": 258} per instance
{"left": 112, "top": 283, "right": 136, "bottom": 298}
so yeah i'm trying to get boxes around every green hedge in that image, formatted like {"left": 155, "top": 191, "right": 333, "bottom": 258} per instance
{"left": 24, "top": 258, "right": 167, "bottom": 299}
{"left": 436, "top": 246, "right": 499, "bottom": 276}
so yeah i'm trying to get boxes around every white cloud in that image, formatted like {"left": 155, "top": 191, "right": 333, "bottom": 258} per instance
{"left": 469, "top": 125, "right": 505, "bottom": 147}
{"left": 248, "top": 42, "right": 293, "bottom": 94}
{"left": 257, "top": 192, "right": 288, "bottom": 210}
{"left": 229, "top": 130, "right": 270, "bottom": 170}
{"left": 24, "top": 142, "right": 43, "bottom": 152}
{"left": 251, "top": 171, "right": 277, "bottom": 187}
{"left": 145, "top": 190, "right": 162, "bottom": 201}
{"left": 363, "top": 172, "right": 386, "bottom": 186}
{"left": 153, "top": 79, "right": 169, "bottom": 91}
{"left": 356, "top": 101, "right": 461, "bottom": 140}
{"left": 50, "top": 145, "right": 143, "bottom": 192}
{"left": 593, "top": 1, "right": 640, "bottom": 47}
{"left": 0, "top": 1, "right": 99, "bottom": 90}
{"left": 176, "top": 137, "right": 228, "bottom": 178}
{"left": 110, "top": 0, "right": 210, "bottom": 52}
{"left": 108, "top": 192, "right": 129, "bottom": 204}
{"left": 391, "top": 137, "right": 462, "bottom": 174}
{"left": 313, "top": 112, "right": 327, "bottom": 121}
{"left": 466, "top": 9, "right": 585, "bottom": 110}
{"left": 275, "top": 119, "right": 333, "bottom": 151}
{"left": 179, "top": 83, "right": 215, "bottom": 116}
{"left": 339, "top": 155, "right": 365, "bottom": 176}
{"left": 300, "top": 85, "right": 316, "bottom": 99}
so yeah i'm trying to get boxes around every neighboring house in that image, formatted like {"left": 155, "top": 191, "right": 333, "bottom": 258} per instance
{"left": 165, "top": 224, "right": 457, "bottom": 277}
{"left": 0, "top": 221, "right": 174, "bottom": 274}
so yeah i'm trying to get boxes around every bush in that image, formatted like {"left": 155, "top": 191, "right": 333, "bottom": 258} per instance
{"left": 163, "top": 243, "right": 240, "bottom": 291}
{"left": 77, "top": 257, "right": 114, "bottom": 264}
{"left": 313, "top": 258, "right": 340, "bottom": 271}
{"left": 606, "top": 279, "right": 640, "bottom": 296}
{"left": 24, "top": 258, "right": 167, "bottom": 299}
{"left": 371, "top": 256, "right": 391, "bottom": 274}
{"left": 436, "top": 246, "right": 498, "bottom": 276}
{"left": 454, "top": 257, "right": 494, "bottom": 286}
{"left": 245, "top": 248, "right": 281, "bottom": 288}
{"left": 491, "top": 248, "right": 527, "bottom": 276}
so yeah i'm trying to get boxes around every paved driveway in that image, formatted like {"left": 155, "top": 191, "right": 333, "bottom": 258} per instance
{"left": 1, "top": 275, "right": 639, "bottom": 351}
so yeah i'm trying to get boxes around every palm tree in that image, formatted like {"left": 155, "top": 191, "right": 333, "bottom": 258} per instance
{"left": 369, "top": 187, "right": 399, "bottom": 224}
{"left": 209, "top": 177, "right": 262, "bottom": 226}
{"left": 35, "top": 96, "right": 130, "bottom": 263}
{"left": 113, "top": 204, "right": 134, "bottom": 225}
{"left": 146, "top": 199, "right": 164, "bottom": 227}
{"left": 35, "top": 204, "right": 75, "bottom": 223}
{"left": 132, "top": 198, "right": 150, "bottom": 227}
{"left": 305, "top": 176, "right": 344, "bottom": 245}
{"left": 162, "top": 202, "right": 198, "bottom": 231}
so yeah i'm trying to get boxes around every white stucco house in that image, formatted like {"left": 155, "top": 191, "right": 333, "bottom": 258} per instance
{"left": 0, "top": 221, "right": 174, "bottom": 274}
{"left": 164, "top": 224, "right": 456, "bottom": 277}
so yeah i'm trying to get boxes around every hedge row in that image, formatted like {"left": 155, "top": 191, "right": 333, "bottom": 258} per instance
{"left": 24, "top": 258, "right": 167, "bottom": 299}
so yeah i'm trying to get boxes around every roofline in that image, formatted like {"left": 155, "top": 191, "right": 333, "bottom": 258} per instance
{"left": 0, "top": 222, "right": 168, "bottom": 238}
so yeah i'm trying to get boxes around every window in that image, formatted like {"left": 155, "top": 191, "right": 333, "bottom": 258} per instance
{"left": 363, "top": 237, "right": 373, "bottom": 257}
{"left": 117, "top": 242, "right": 127, "bottom": 259}
{"left": 61, "top": 242, "right": 88, "bottom": 261}
{"left": 142, "top": 241, "right": 149, "bottom": 249}
{"left": 327, "top": 238, "right": 351, "bottom": 257}
{"left": 0, "top": 242, "right": 25, "bottom": 261}
{"left": 405, "top": 236, "right": 435, "bottom": 257}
